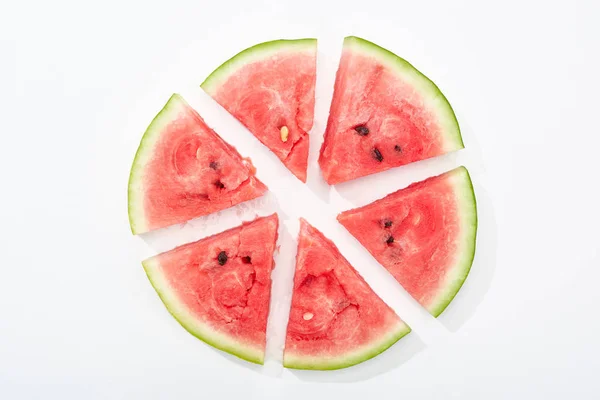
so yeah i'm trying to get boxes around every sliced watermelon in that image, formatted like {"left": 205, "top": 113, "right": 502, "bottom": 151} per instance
{"left": 337, "top": 167, "right": 477, "bottom": 317}
{"left": 128, "top": 94, "right": 267, "bottom": 234}
{"left": 143, "top": 214, "right": 279, "bottom": 364}
{"left": 201, "top": 39, "right": 317, "bottom": 182}
{"left": 319, "top": 36, "right": 464, "bottom": 184}
{"left": 283, "top": 219, "right": 410, "bottom": 370}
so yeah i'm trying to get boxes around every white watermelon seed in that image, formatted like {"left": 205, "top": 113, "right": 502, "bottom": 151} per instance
{"left": 280, "top": 126, "right": 289, "bottom": 142}
{"left": 303, "top": 312, "right": 314, "bottom": 320}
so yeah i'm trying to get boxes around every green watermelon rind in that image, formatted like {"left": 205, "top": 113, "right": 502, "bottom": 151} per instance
{"left": 200, "top": 38, "right": 317, "bottom": 94}
{"left": 283, "top": 322, "right": 411, "bottom": 371}
{"left": 427, "top": 166, "right": 478, "bottom": 317}
{"left": 128, "top": 94, "right": 185, "bottom": 235}
{"left": 344, "top": 36, "right": 464, "bottom": 153}
{"left": 142, "top": 257, "right": 265, "bottom": 365}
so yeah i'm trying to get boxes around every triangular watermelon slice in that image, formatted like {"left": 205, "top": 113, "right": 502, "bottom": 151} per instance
{"left": 319, "top": 36, "right": 464, "bottom": 184}
{"left": 143, "top": 214, "right": 279, "bottom": 364}
{"left": 337, "top": 167, "right": 477, "bottom": 317}
{"left": 128, "top": 94, "right": 267, "bottom": 234}
{"left": 283, "top": 219, "right": 410, "bottom": 370}
{"left": 201, "top": 39, "right": 317, "bottom": 182}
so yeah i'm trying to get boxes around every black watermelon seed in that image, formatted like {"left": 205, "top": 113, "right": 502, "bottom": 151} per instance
{"left": 384, "top": 219, "right": 393, "bottom": 228}
{"left": 372, "top": 148, "right": 383, "bottom": 162}
{"left": 241, "top": 256, "right": 252, "bottom": 264}
{"left": 209, "top": 161, "right": 219, "bottom": 170}
{"left": 214, "top": 180, "right": 225, "bottom": 189}
{"left": 386, "top": 235, "right": 395, "bottom": 245}
{"left": 354, "top": 125, "right": 370, "bottom": 136}
{"left": 217, "top": 251, "right": 228, "bottom": 265}
{"left": 394, "top": 145, "right": 402, "bottom": 152}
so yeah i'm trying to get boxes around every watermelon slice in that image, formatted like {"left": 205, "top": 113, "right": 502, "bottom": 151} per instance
{"left": 337, "top": 167, "right": 477, "bottom": 317}
{"left": 319, "top": 36, "right": 464, "bottom": 184}
{"left": 201, "top": 39, "right": 317, "bottom": 182}
{"left": 128, "top": 94, "right": 267, "bottom": 234}
{"left": 283, "top": 219, "right": 410, "bottom": 370}
{"left": 143, "top": 214, "right": 279, "bottom": 364}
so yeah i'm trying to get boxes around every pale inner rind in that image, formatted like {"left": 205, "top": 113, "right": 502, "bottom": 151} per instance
{"left": 427, "top": 167, "right": 478, "bottom": 316}
{"left": 128, "top": 95, "right": 187, "bottom": 234}
{"left": 283, "top": 321, "right": 410, "bottom": 370}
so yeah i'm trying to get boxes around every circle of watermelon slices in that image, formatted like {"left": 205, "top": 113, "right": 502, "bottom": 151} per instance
{"left": 128, "top": 37, "right": 477, "bottom": 371}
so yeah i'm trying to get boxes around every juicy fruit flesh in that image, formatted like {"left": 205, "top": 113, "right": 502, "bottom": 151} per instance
{"left": 135, "top": 95, "right": 266, "bottom": 233}
{"left": 284, "top": 220, "right": 406, "bottom": 369}
{"left": 319, "top": 37, "right": 461, "bottom": 185}
{"left": 337, "top": 167, "right": 473, "bottom": 313}
{"left": 206, "top": 46, "right": 316, "bottom": 182}
{"left": 145, "top": 214, "right": 278, "bottom": 358}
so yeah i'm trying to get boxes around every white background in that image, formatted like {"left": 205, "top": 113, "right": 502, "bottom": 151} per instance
{"left": 2, "top": 0, "right": 600, "bottom": 398}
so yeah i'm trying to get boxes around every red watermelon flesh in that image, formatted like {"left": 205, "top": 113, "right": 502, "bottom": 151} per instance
{"left": 337, "top": 167, "right": 477, "bottom": 317}
{"left": 283, "top": 219, "right": 410, "bottom": 370}
{"left": 143, "top": 214, "right": 279, "bottom": 364}
{"left": 128, "top": 94, "right": 267, "bottom": 234}
{"left": 202, "top": 39, "right": 317, "bottom": 182}
{"left": 319, "top": 36, "right": 464, "bottom": 185}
